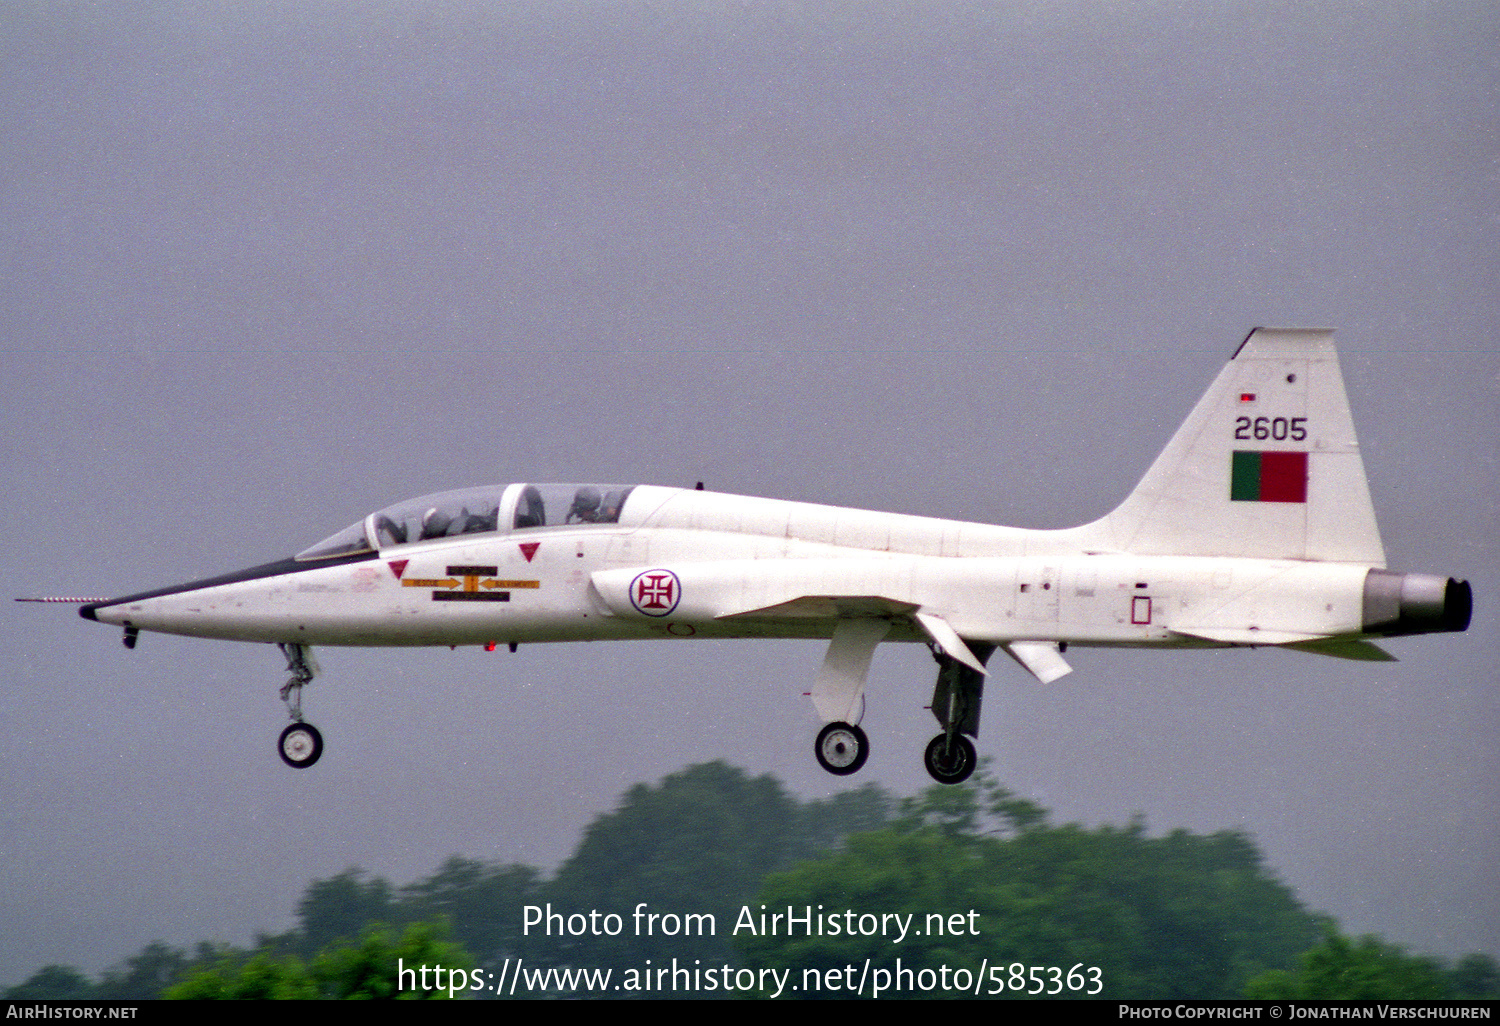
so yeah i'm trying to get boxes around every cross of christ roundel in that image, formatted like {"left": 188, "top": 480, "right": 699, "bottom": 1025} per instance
{"left": 629, "top": 569, "right": 681, "bottom": 617}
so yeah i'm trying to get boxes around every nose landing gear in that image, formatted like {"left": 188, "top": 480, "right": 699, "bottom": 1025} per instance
{"left": 278, "top": 721, "right": 324, "bottom": 768}
{"left": 277, "top": 643, "right": 323, "bottom": 769}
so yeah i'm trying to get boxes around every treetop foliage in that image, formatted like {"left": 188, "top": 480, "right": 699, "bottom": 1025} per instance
{"left": 739, "top": 765, "right": 1327, "bottom": 999}
{"left": 164, "top": 922, "right": 471, "bottom": 1000}
{"left": 1244, "top": 929, "right": 1497, "bottom": 1000}
{"left": 6, "top": 760, "right": 1493, "bottom": 1000}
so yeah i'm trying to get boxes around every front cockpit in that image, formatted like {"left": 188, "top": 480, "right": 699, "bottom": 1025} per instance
{"left": 294, "top": 483, "right": 638, "bottom": 561}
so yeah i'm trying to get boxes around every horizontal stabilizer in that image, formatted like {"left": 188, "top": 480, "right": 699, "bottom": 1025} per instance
{"left": 1169, "top": 627, "right": 1331, "bottom": 646}
{"left": 1003, "top": 640, "right": 1073, "bottom": 684}
{"left": 1285, "top": 637, "right": 1397, "bottom": 662}
{"left": 1169, "top": 626, "right": 1396, "bottom": 661}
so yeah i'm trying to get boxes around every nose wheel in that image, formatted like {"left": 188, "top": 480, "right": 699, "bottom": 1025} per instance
{"left": 814, "top": 721, "right": 869, "bottom": 776}
{"left": 279, "top": 722, "right": 324, "bottom": 768}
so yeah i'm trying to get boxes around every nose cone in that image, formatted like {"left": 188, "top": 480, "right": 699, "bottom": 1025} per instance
{"left": 78, "top": 551, "right": 380, "bottom": 641}
{"left": 83, "top": 555, "right": 295, "bottom": 618}
{"left": 80, "top": 556, "right": 299, "bottom": 632}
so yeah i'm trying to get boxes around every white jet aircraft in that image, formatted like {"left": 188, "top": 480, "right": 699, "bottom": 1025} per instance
{"left": 39, "top": 329, "right": 1471, "bottom": 783}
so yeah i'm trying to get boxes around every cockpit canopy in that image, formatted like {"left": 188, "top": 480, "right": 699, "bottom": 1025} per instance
{"left": 295, "top": 483, "right": 637, "bottom": 561}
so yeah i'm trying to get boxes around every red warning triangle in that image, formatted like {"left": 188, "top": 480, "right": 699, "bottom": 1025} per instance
{"left": 388, "top": 559, "right": 408, "bottom": 579}
{"left": 519, "top": 542, "right": 540, "bottom": 562}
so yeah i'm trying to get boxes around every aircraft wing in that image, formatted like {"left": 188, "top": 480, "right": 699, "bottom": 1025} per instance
{"left": 592, "top": 561, "right": 1017, "bottom": 678}
{"left": 714, "top": 594, "right": 918, "bottom": 620}
{"left": 591, "top": 559, "right": 917, "bottom": 625}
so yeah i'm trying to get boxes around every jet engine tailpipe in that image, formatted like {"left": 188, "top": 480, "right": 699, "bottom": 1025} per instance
{"left": 1362, "top": 570, "right": 1472, "bottom": 636}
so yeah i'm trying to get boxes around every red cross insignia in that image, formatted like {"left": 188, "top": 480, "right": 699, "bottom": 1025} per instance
{"left": 630, "top": 569, "right": 681, "bottom": 617}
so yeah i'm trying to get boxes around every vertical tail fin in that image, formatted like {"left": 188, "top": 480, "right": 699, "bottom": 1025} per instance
{"left": 1091, "top": 328, "right": 1386, "bottom": 565}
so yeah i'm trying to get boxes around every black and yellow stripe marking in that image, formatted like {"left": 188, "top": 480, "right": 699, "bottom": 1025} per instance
{"left": 402, "top": 566, "right": 540, "bottom": 602}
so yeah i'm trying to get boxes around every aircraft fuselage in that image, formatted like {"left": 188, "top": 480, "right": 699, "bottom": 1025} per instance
{"left": 82, "top": 492, "right": 1414, "bottom": 653}
{"left": 64, "top": 330, "right": 1473, "bottom": 781}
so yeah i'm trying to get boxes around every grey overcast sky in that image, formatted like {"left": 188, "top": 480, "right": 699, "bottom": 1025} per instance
{"left": 2, "top": 0, "right": 1496, "bottom": 983}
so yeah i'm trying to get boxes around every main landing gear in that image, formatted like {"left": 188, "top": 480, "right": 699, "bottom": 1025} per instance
{"left": 809, "top": 635, "right": 993, "bottom": 786}
{"left": 923, "top": 733, "right": 976, "bottom": 784}
{"left": 920, "top": 641, "right": 992, "bottom": 785}
{"left": 814, "top": 721, "right": 869, "bottom": 776}
{"left": 277, "top": 642, "right": 323, "bottom": 769}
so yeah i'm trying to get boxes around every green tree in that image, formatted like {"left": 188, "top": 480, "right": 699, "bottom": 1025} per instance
{"left": 1448, "top": 953, "right": 1500, "bottom": 999}
{"left": 399, "top": 855, "right": 542, "bottom": 970}
{"left": 1245, "top": 930, "right": 1454, "bottom": 999}
{"left": 796, "top": 783, "right": 895, "bottom": 854}
{"left": 736, "top": 826, "right": 990, "bottom": 997}
{"left": 3, "top": 964, "right": 94, "bottom": 1000}
{"left": 739, "top": 768, "right": 1321, "bottom": 999}
{"left": 164, "top": 951, "right": 318, "bottom": 1000}
{"left": 538, "top": 761, "right": 895, "bottom": 992}
{"left": 165, "top": 922, "right": 474, "bottom": 1000}
{"left": 288, "top": 867, "right": 398, "bottom": 956}
{"left": 93, "top": 940, "right": 191, "bottom": 999}
{"left": 312, "top": 921, "right": 474, "bottom": 999}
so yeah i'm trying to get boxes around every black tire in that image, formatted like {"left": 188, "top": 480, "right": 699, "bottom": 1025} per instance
{"left": 923, "top": 733, "right": 976, "bottom": 785}
{"left": 814, "top": 721, "right": 869, "bottom": 776}
{"left": 278, "top": 722, "right": 323, "bottom": 769}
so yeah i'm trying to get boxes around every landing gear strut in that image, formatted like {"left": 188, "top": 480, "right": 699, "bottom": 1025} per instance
{"left": 803, "top": 620, "right": 993, "bottom": 783}
{"left": 808, "top": 619, "right": 886, "bottom": 778}
{"left": 923, "top": 641, "right": 994, "bottom": 785}
{"left": 277, "top": 642, "right": 323, "bottom": 769}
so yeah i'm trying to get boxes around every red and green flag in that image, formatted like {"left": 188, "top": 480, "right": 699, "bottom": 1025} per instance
{"left": 1230, "top": 450, "right": 1307, "bottom": 503}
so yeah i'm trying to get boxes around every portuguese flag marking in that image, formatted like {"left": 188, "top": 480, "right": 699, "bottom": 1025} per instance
{"left": 1230, "top": 450, "right": 1307, "bottom": 503}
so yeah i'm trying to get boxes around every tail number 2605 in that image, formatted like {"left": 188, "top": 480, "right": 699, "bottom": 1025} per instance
{"left": 1235, "top": 416, "right": 1307, "bottom": 441}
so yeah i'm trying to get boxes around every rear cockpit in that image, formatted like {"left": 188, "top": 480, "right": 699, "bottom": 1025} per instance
{"left": 295, "top": 483, "right": 638, "bottom": 561}
{"left": 510, "top": 483, "right": 635, "bottom": 530}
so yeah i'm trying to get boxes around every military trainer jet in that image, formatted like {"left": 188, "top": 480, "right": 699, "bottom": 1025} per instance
{"left": 34, "top": 329, "right": 1471, "bottom": 783}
